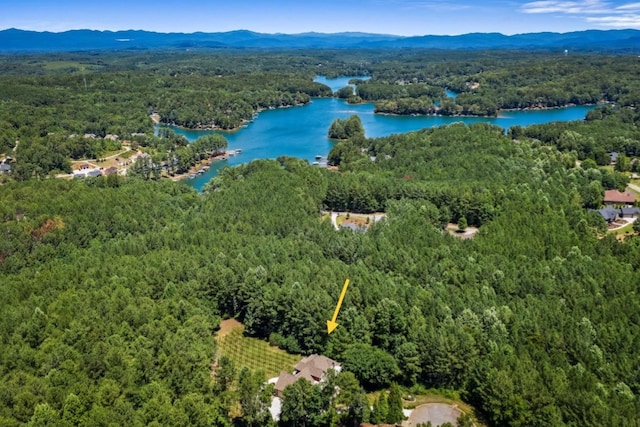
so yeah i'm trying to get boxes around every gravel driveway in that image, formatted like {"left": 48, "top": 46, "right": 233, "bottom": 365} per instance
{"left": 403, "top": 403, "right": 465, "bottom": 427}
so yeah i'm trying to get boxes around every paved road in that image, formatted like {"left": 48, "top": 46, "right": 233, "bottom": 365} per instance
{"left": 627, "top": 183, "right": 640, "bottom": 193}
{"left": 330, "top": 212, "right": 339, "bottom": 230}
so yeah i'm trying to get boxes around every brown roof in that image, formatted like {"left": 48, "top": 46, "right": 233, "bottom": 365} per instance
{"left": 274, "top": 371, "right": 299, "bottom": 393}
{"left": 294, "top": 355, "right": 340, "bottom": 381}
{"left": 103, "top": 167, "right": 118, "bottom": 175}
{"left": 604, "top": 190, "right": 636, "bottom": 204}
{"left": 295, "top": 355, "right": 338, "bottom": 373}
{"left": 275, "top": 355, "right": 341, "bottom": 395}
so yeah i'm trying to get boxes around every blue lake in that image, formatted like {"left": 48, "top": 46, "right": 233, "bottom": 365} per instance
{"left": 161, "top": 76, "right": 595, "bottom": 191}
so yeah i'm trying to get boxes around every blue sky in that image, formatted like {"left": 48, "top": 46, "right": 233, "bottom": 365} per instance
{"left": 2, "top": 0, "right": 640, "bottom": 35}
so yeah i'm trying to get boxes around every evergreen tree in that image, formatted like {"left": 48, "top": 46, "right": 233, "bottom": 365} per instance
{"left": 213, "top": 355, "right": 236, "bottom": 393}
{"left": 370, "top": 393, "right": 388, "bottom": 425}
{"left": 238, "top": 368, "right": 271, "bottom": 427}
{"left": 386, "top": 383, "right": 404, "bottom": 424}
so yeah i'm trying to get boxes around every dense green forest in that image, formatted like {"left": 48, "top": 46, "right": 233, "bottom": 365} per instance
{"left": 2, "top": 116, "right": 640, "bottom": 425}
{"left": 355, "top": 54, "right": 640, "bottom": 116}
{"left": 2, "top": 50, "right": 639, "bottom": 179}
{"left": 1, "top": 50, "right": 640, "bottom": 426}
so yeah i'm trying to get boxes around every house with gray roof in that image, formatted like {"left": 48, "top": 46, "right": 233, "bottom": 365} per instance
{"left": 620, "top": 207, "right": 640, "bottom": 218}
{"left": 598, "top": 206, "right": 619, "bottom": 223}
{"left": 0, "top": 163, "right": 11, "bottom": 174}
{"left": 597, "top": 206, "right": 640, "bottom": 222}
{"left": 609, "top": 151, "right": 619, "bottom": 164}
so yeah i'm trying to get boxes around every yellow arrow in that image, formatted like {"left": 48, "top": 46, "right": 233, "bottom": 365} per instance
{"left": 327, "top": 279, "right": 350, "bottom": 334}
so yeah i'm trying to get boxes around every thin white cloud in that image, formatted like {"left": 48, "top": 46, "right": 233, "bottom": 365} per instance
{"left": 587, "top": 14, "right": 640, "bottom": 26}
{"left": 522, "top": 0, "right": 612, "bottom": 15}
{"left": 521, "top": 0, "right": 640, "bottom": 28}
{"left": 616, "top": 2, "right": 640, "bottom": 10}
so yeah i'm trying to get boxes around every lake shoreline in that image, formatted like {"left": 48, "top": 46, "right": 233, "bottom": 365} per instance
{"left": 152, "top": 77, "right": 596, "bottom": 192}
{"left": 154, "top": 97, "right": 603, "bottom": 134}
{"left": 169, "top": 150, "right": 241, "bottom": 182}
{"left": 374, "top": 101, "right": 605, "bottom": 119}
{"left": 152, "top": 99, "right": 324, "bottom": 133}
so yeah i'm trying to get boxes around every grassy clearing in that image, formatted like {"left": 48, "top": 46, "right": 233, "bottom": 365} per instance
{"left": 609, "top": 223, "right": 636, "bottom": 240}
{"left": 336, "top": 214, "right": 369, "bottom": 227}
{"left": 119, "top": 150, "right": 135, "bottom": 159}
{"left": 215, "top": 320, "right": 302, "bottom": 378}
{"left": 100, "top": 149, "right": 125, "bottom": 158}
{"left": 615, "top": 223, "right": 634, "bottom": 235}
{"left": 366, "top": 388, "right": 471, "bottom": 412}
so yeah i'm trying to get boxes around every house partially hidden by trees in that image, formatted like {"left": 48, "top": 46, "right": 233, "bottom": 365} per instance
{"left": 103, "top": 166, "right": 118, "bottom": 176}
{"left": 274, "top": 354, "right": 341, "bottom": 397}
{"left": 603, "top": 190, "right": 636, "bottom": 205}
{"left": 598, "top": 206, "right": 621, "bottom": 223}
{"left": 597, "top": 206, "right": 640, "bottom": 223}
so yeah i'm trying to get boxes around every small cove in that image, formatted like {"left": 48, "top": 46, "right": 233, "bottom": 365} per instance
{"left": 158, "top": 76, "right": 596, "bottom": 191}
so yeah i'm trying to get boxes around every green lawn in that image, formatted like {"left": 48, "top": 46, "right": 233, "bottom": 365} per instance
{"left": 336, "top": 214, "right": 370, "bottom": 227}
{"left": 216, "top": 326, "right": 302, "bottom": 378}
{"left": 611, "top": 221, "right": 636, "bottom": 236}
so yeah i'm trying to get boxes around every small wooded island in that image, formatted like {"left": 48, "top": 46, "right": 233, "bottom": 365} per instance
{"left": 1, "top": 47, "right": 640, "bottom": 427}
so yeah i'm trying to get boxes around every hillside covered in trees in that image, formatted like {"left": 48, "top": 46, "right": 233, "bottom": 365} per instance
{"left": 2, "top": 50, "right": 639, "bottom": 179}
{"left": 2, "top": 112, "right": 640, "bottom": 424}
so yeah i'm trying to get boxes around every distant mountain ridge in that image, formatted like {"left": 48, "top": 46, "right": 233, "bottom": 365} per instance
{"left": 1, "top": 28, "right": 639, "bottom": 52}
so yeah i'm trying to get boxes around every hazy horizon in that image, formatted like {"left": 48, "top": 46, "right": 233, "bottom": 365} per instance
{"left": 2, "top": 0, "right": 640, "bottom": 36}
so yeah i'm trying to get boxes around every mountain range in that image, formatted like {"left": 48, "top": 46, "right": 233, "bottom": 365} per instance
{"left": 1, "top": 28, "right": 639, "bottom": 52}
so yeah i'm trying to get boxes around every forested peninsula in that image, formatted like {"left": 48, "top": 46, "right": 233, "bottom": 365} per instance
{"left": 2, "top": 51, "right": 639, "bottom": 179}
{"left": 1, "top": 50, "right": 640, "bottom": 426}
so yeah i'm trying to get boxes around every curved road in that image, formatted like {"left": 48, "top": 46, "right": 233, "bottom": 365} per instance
{"left": 627, "top": 183, "right": 640, "bottom": 193}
